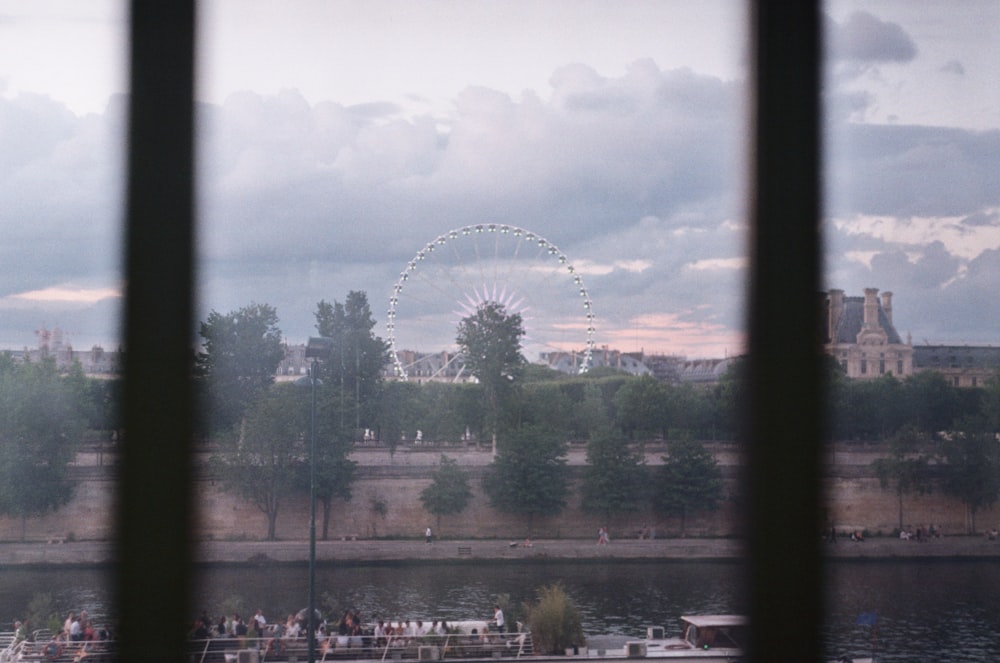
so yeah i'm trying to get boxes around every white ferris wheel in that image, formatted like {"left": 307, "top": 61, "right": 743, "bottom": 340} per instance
{"left": 386, "top": 224, "right": 596, "bottom": 379}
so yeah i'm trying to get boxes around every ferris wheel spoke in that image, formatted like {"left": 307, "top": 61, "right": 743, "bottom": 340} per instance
{"left": 388, "top": 224, "right": 595, "bottom": 379}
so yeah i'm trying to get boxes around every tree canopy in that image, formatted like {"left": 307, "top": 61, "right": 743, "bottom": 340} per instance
{"left": 456, "top": 301, "right": 525, "bottom": 452}
{"left": 939, "top": 417, "right": 1000, "bottom": 534}
{"left": 652, "top": 437, "right": 724, "bottom": 536}
{"left": 482, "top": 425, "right": 568, "bottom": 535}
{"left": 314, "top": 291, "right": 389, "bottom": 435}
{"left": 580, "top": 426, "right": 647, "bottom": 519}
{"left": 196, "top": 302, "right": 285, "bottom": 432}
{"left": 419, "top": 454, "right": 473, "bottom": 532}
{"left": 211, "top": 384, "right": 305, "bottom": 540}
{"left": 0, "top": 356, "right": 81, "bottom": 540}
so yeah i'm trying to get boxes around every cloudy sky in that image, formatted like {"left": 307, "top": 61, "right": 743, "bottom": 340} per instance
{"left": 1, "top": 1, "right": 998, "bottom": 362}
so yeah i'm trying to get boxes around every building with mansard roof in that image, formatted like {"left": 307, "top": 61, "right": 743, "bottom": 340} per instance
{"left": 912, "top": 344, "right": 1000, "bottom": 388}
{"left": 822, "top": 288, "right": 914, "bottom": 379}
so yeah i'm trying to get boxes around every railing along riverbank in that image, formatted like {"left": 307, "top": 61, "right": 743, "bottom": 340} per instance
{"left": 188, "top": 628, "right": 534, "bottom": 663}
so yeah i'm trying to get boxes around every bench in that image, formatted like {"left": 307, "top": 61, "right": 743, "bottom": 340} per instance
{"left": 457, "top": 546, "right": 472, "bottom": 556}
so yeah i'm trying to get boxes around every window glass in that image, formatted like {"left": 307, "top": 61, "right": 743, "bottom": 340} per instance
{"left": 823, "top": 2, "right": 1000, "bottom": 659}
{"left": 193, "top": 0, "right": 749, "bottom": 634}
{"left": 0, "top": 1, "right": 126, "bottom": 357}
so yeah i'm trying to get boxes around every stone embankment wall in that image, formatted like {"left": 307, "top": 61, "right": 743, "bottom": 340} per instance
{"left": 0, "top": 443, "right": 991, "bottom": 543}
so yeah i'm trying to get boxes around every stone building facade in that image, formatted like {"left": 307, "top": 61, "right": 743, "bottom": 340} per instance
{"left": 912, "top": 344, "right": 1000, "bottom": 388}
{"left": 823, "top": 288, "right": 914, "bottom": 379}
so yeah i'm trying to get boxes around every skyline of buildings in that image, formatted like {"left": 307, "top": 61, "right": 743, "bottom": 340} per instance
{"left": 11, "top": 287, "right": 1000, "bottom": 388}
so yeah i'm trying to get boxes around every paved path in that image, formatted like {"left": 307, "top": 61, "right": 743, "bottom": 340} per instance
{"left": 3, "top": 536, "right": 1000, "bottom": 567}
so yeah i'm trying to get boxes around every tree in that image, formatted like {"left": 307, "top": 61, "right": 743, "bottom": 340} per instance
{"left": 653, "top": 436, "right": 724, "bottom": 536}
{"left": 377, "top": 380, "right": 422, "bottom": 459}
{"left": 979, "top": 375, "right": 1000, "bottom": 432}
{"left": 901, "top": 371, "right": 961, "bottom": 434}
{"left": 711, "top": 357, "right": 747, "bottom": 441}
{"left": 939, "top": 417, "right": 1000, "bottom": 534}
{"left": 871, "top": 424, "right": 932, "bottom": 531}
{"left": 308, "top": 405, "right": 358, "bottom": 541}
{"left": 482, "top": 425, "right": 568, "bottom": 535}
{"left": 613, "top": 375, "right": 667, "bottom": 440}
{"left": 0, "top": 357, "right": 82, "bottom": 541}
{"left": 419, "top": 454, "right": 473, "bottom": 533}
{"left": 455, "top": 301, "right": 525, "bottom": 453}
{"left": 196, "top": 303, "right": 285, "bottom": 433}
{"left": 314, "top": 291, "right": 389, "bottom": 435}
{"left": 212, "top": 384, "right": 305, "bottom": 540}
{"left": 580, "top": 426, "right": 647, "bottom": 522}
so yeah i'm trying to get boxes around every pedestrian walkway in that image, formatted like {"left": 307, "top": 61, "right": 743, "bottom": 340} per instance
{"left": 2, "top": 535, "right": 999, "bottom": 567}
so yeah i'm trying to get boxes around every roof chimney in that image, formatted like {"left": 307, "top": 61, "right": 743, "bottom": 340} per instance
{"left": 863, "top": 288, "right": 879, "bottom": 331}
{"left": 828, "top": 289, "right": 844, "bottom": 341}
{"left": 881, "top": 291, "right": 893, "bottom": 325}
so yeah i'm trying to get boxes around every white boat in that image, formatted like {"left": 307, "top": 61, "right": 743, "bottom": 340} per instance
{"left": 615, "top": 615, "right": 746, "bottom": 661}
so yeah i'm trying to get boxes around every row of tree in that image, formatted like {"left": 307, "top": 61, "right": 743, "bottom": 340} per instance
{"left": 0, "top": 356, "right": 88, "bottom": 540}
{"left": 195, "top": 295, "right": 728, "bottom": 539}
{"left": 4, "top": 288, "right": 1000, "bottom": 541}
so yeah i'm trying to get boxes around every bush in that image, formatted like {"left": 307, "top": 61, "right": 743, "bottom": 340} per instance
{"left": 524, "top": 584, "right": 585, "bottom": 655}
{"left": 26, "top": 592, "right": 61, "bottom": 636}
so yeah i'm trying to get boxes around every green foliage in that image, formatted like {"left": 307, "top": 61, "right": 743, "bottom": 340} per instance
{"left": 456, "top": 301, "right": 526, "bottom": 387}
{"left": 516, "top": 382, "right": 574, "bottom": 438}
{"left": 0, "top": 357, "right": 81, "bottom": 540}
{"left": 524, "top": 584, "right": 585, "bottom": 654}
{"left": 314, "top": 291, "right": 390, "bottom": 434}
{"left": 456, "top": 301, "right": 526, "bottom": 447}
{"left": 26, "top": 592, "right": 61, "bottom": 636}
{"left": 653, "top": 437, "right": 724, "bottom": 536}
{"left": 420, "top": 455, "right": 473, "bottom": 531}
{"left": 938, "top": 416, "right": 1000, "bottom": 534}
{"left": 901, "top": 371, "right": 961, "bottom": 433}
{"left": 613, "top": 375, "right": 666, "bottom": 439}
{"left": 984, "top": 375, "right": 1000, "bottom": 432}
{"left": 871, "top": 424, "right": 932, "bottom": 530}
{"left": 581, "top": 426, "right": 647, "bottom": 517}
{"left": 377, "top": 380, "right": 422, "bottom": 454}
{"left": 567, "top": 382, "right": 614, "bottom": 440}
{"left": 196, "top": 302, "right": 285, "bottom": 433}
{"left": 482, "top": 425, "right": 568, "bottom": 532}
{"left": 711, "top": 358, "right": 747, "bottom": 441}
{"left": 212, "top": 384, "right": 306, "bottom": 540}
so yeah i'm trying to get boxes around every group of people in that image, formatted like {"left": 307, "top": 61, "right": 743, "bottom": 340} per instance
{"left": 900, "top": 524, "right": 941, "bottom": 541}
{"left": 59, "top": 610, "right": 105, "bottom": 643}
{"left": 7, "top": 613, "right": 112, "bottom": 662}
{"left": 190, "top": 604, "right": 514, "bottom": 651}
{"left": 597, "top": 527, "right": 611, "bottom": 544}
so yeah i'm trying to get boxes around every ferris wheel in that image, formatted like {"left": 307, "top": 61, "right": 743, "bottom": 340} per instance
{"left": 386, "top": 224, "right": 596, "bottom": 379}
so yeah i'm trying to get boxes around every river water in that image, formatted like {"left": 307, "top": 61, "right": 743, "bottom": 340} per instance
{"left": 2, "top": 559, "right": 999, "bottom": 661}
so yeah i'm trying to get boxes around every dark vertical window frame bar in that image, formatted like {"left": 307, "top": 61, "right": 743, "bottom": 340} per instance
{"left": 746, "top": 2, "right": 824, "bottom": 662}
{"left": 119, "top": 2, "right": 196, "bottom": 661}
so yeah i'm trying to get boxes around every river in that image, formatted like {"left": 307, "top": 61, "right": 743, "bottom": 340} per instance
{"left": 2, "top": 560, "right": 1000, "bottom": 661}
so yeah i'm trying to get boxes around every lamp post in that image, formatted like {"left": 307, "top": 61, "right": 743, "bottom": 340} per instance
{"left": 301, "top": 336, "right": 332, "bottom": 663}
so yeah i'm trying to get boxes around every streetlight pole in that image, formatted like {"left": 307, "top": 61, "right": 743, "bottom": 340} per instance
{"left": 308, "top": 355, "right": 317, "bottom": 663}
{"left": 301, "top": 336, "right": 332, "bottom": 663}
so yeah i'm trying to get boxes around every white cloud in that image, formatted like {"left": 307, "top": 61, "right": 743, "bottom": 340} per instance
{"left": 832, "top": 212, "right": 1000, "bottom": 261}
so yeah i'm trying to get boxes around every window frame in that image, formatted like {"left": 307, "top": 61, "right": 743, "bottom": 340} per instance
{"left": 117, "top": 3, "right": 824, "bottom": 661}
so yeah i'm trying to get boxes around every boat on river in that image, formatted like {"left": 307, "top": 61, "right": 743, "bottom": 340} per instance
{"left": 181, "top": 615, "right": 750, "bottom": 663}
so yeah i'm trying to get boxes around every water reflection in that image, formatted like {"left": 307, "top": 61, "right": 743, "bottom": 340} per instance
{"left": 4, "top": 560, "right": 1000, "bottom": 660}
{"left": 195, "top": 560, "right": 744, "bottom": 639}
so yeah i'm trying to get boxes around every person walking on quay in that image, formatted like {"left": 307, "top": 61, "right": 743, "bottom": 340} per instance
{"left": 425, "top": 526, "right": 433, "bottom": 543}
